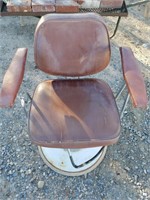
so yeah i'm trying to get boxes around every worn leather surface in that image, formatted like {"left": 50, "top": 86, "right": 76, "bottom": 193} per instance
{"left": 0, "top": 48, "right": 27, "bottom": 108}
{"left": 34, "top": 13, "right": 110, "bottom": 76}
{"left": 120, "top": 47, "right": 148, "bottom": 108}
{"left": 29, "top": 79, "right": 121, "bottom": 148}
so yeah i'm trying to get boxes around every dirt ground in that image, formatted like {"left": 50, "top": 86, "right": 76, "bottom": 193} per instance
{"left": 0, "top": 1, "right": 150, "bottom": 200}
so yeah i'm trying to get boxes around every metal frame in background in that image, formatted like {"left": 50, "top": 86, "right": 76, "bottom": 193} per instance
{"left": 0, "top": 1, "right": 148, "bottom": 39}
{"left": 1, "top": 0, "right": 148, "bottom": 16}
{"left": 0, "top": 0, "right": 128, "bottom": 38}
{"left": 0, "top": 0, "right": 128, "bottom": 17}
{"left": 0, "top": 0, "right": 149, "bottom": 38}
{"left": 110, "top": 0, "right": 150, "bottom": 38}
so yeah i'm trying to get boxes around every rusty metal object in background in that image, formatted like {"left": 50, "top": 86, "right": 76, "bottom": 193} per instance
{"left": 0, "top": 0, "right": 128, "bottom": 16}
{"left": 0, "top": 0, "right": 128, "bottom": 38}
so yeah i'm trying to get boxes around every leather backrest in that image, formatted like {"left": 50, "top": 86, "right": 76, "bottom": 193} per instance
{"left": 34, "top": 13, "right": 111, "bottom": 76}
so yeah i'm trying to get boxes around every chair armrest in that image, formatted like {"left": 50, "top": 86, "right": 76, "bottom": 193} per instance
{"left": 0, "top": 48, "right": 28, "bottom": 108}
{"left": 120, "top": 47, "right": 148, "bottom": 108}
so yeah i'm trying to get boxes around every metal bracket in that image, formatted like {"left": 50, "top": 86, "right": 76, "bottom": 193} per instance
{"left": 115, "top": 83, "right": 126, "bottom": 100}
{"left": 20, "top": 92, "right": 32, "bottom": 119}
{"left": 120, "top": 93, "right": 130, "bottom": 119}
{"left": 110, "top": 16, "right": 122, "bottom": 39}
{"left": 109, "top": 1, "right": 129, "bottom": 38}
{"left": 115, "top": 83, "right": 130, "bottom": 119}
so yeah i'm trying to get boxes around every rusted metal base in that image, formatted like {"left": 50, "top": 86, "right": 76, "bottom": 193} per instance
{"left": 0, "top": 0, "right": 128, "bottom": 17}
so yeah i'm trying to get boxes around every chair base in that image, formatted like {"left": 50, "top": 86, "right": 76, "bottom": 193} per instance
{"left": 38, "top": 146, "right": 107, "bottom": 176}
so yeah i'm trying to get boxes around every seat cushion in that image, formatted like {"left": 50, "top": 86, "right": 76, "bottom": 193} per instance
{"left": 28, "top": 79, "right": 121, "bottom": 148}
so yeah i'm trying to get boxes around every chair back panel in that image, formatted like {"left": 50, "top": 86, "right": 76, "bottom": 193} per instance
{"left": 34, "top": 13, "right": 111, "bottom": 76}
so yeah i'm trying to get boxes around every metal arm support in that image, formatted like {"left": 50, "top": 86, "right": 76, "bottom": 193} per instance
{"left": 120, "top": 93, "right": 130, "bottom": 119}
{"left": 115, "top": 83, "right": 130, "bottom": 119}
{"left": 20, "top": 92, "right": 32, "bottom": 119}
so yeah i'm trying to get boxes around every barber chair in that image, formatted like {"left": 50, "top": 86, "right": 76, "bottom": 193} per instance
{"left": 0, "top": 13, "right": 148, "bottom": 176}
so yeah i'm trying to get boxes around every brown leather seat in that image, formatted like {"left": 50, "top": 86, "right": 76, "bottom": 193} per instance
{"left": 29, "top": 79, "right": 121, "bottom": 148}
{"left": 27, "top": 13, "right": 122, "bottom": 148}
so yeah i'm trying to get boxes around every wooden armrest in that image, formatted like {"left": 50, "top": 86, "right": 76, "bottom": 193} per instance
{"left": 0, "top": 48, "right": 28, "bottom": 108}
{"left": 120, "top": 47, "right": 148, "bottom": 108}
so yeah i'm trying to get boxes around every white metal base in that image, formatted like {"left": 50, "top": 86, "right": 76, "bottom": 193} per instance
{"left": 38, "top": 146, "right": 107, "bottom": 176}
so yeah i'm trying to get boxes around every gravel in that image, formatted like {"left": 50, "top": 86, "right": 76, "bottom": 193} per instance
{"left": 0, "top": 1, "right": 150, "bottom": 199}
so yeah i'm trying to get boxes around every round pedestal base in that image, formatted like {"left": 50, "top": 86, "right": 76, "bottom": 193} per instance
{"left": 38, "top": 146, "right": 107, "bottom": 176}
